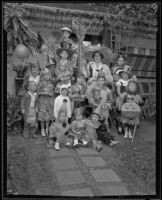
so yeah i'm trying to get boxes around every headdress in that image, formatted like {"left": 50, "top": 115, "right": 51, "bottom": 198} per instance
{"left": 97, "top": 71, "right": 106, "bottom": 80}
{"left": 60, "top": 84, "right": 69, "bottom": 94}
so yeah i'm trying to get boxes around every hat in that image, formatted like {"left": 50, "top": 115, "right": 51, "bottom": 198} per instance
{"left": 56, "top": 45, "right": 73, "bottom": 59}
{"left": 60, "top": 84, "right": 69, "bottom": 94}
{"left": 112, "top": 67, "right": 123, "bottom": 75}
{"left": 119, "top": 69, "right": 130, "bottom": 76}
{"left": 61, "top": 27, "right": 73, "bottom": 33}
{"left": 97, "top": 71, "right": 106, "bottom": 80}
{"left": 92, "top": 51, "right": 104, "bottom": 59}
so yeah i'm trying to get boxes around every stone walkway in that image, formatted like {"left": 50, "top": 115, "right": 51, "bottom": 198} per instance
{"left": 48, "top": 147, "right": 129, "bottom": 196}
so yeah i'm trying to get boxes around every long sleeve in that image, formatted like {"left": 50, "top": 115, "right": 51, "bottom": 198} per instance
{"left": 66, "top": 98, "right": 72, "bottom": 118}
{"left": 54, "top": 96, "right": 62, "bottom": 119}
{"left": 102, "top": 64, "right": 113, "bottom": 84}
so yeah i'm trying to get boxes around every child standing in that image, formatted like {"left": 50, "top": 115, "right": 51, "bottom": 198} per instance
{"left": 54, "top": 47, "right": 73, "bottom": 96}
{"left": 49, "top": 100, "right": 70, "bottom": 150}
{"left": 120, "top": 81, "right": 142, "bottom": 139}
{"left": 21, "top": 81, "right": 38, "bottom": 139}
{"left": 23, "top": 63, "right": 40, "bottom": 92}
{"left": 54, "top": 85, "right": 72, "bottom": 122}
{"left": 37, "top": 68, "right": 54, "bottom": 136}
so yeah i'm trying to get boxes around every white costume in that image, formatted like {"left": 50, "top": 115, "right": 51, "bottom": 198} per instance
{"left": 54, "top": 85, "right": 72, "bottom": 120}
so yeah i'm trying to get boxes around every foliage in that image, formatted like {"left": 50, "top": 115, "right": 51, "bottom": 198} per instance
{"left": 7, "top": 93, "right": 23, "bottom": 133}
{"left": 12, "top": 63, "right": 29, "bottom": 78}
{"left": 4, "top": 3, "right": 39, "bottom": 54}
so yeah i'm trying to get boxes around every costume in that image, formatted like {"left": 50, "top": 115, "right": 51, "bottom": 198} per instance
{"left": 37, "top": 72, "right": 54, "bottom": 122}
{"left": 21, "top": 91, "right": 38, "bottom": 138}
{"left": 54, "top": 85, "right": 72, "bottom": 120}
{"left": 87, "top": 61, "right": 113, "bottom": 85}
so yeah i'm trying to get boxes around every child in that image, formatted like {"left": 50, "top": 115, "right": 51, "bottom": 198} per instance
{"left": 21, "top": 81, "right": 38, "bottom": 139}
{"left": 69, "top": 72, "right": 87, "bottom": 114}
{"left": 54, "top": 47, "right": 73, "bottom": 96}
{"left": 23, "top": 63, "right": 40, "bottom": 92}
{"left": 54, "top": 85, "right": 72, "bottom": 121}
{"left": 68, "top": 107, "right": 88, "bottom": 147}
{"left": 84, "top": 105, "right": 102, "bottom": 151}
{"left": 37, "top": 68, "right": 54, "bottom": 136}
{"left": 48, "top": 100, "right": 70, "bottom": 150}
{"left": 120, "top": 81, "right": 142, "bottom": 139}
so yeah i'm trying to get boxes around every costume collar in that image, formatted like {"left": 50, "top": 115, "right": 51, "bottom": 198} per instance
{"left": 28, "top": 91, "right": 37, "bottom": 96}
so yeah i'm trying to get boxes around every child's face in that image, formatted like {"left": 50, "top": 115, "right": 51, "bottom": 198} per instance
{"left": 28, "top": 82, "right": 37, "bottom": 92}
{"left": 61, "top": 88, "right": 68, "bottom": 96}
{"left": 58, "top": 111, "right": 67, "bottom": 122}
{"left": 44, "top": 72, "right": 51, "bottom": 81}
{"left": 94, "top": 53, "right": 101, "bottom": 63}
{"left": 121, "top": 72, "right": 129, "bottom": 81}
{"left": 31, "top": 67, "right": 39, "bottom": 77}
{"left": 129, "top": 83, "right": 137, "bottom": 92}
{"left": 113, "top": 74, "right": 120, "bottom": 82}
{"left": 117, "top": 57, "right": 124, "bottom": 66}
{"left": 97, "top": 77, "right": 105, "bottom": 87}
{"left": 60, "top": 50, "right": 68, "bottom": 59}
{"left": 63, "top": 31, "right": 70, "bottom": 39}
{"left": 75, "top": 114, "right": 82, "bottom": 121}
{"left": 91, "top": 114, "right": 99, "bottom": 123}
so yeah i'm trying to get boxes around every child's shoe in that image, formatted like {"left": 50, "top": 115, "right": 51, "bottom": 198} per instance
{"left": 55, "top": 142, "right": 60, "bottom": 150}
{"left": 82, "top": 140, "right": 88, "bottom": 146}
{"left": 109, "top": 140, "right": 119, "bottom": 146}
{"left": 73, "top": 138, "right": 79, "bottom": 146}
{"left": 41, "top": 129, "right": 46, "bottom": 137}
{"left": 128, "top": 130, "right": 133, "bottom": 138}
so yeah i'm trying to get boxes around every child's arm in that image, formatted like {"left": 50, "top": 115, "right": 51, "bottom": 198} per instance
{"left": 21, "top": 93, "right": 27, "bottom": 114}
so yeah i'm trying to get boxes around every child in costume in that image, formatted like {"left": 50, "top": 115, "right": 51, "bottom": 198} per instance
{"left": 23, "top": 63, "right": 40, "bottom": 93}
{"left": 21, "top": 81, "right": 38, "bottom": 139}
{"left": 120, "top": 80, "right": 142, "bottom": 139}
{"left": 37, "top": 68, "right": 54, "bottom": 136}
{"left": 48, "top": 100, "right": 70, "bottom": 150}
{"left": 54, "top": 85, "right": 72, "bottom": 121}
{"left": 84, "top": 105, "right": 102, "bottom": 151}
{"left": 87, "top": 71, "right": 113, "bottom": 126}
{"left": 69, "top": 72, "right": 87, "bottom": 115}
{"left": 54, "top": 46, "right": 73, "bottom": 96}
{"left": 68, "top": 107, "right": 88, "bottom": 147}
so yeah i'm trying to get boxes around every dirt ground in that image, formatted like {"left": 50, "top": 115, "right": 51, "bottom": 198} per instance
{"left": 6, "top": 119, "right": 156, "bottom": 196}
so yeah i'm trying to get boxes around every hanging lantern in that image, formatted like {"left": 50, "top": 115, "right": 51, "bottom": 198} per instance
{"left": 14, "top": 44, "right": 29, "bottom": 60}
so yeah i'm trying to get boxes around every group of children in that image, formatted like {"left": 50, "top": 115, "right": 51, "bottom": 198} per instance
{"left": 20, "top": 27, "right": 143, "bottom": 151}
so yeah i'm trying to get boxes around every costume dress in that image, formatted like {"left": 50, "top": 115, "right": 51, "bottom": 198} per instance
{"left": 21, "top": 91, "right": 38, "bottom": 138}
{"left": 49, "top": 120, "right": 70, "bottom": 144}
{"left": 37, "top": 79, "right": 54, "bottom": 121}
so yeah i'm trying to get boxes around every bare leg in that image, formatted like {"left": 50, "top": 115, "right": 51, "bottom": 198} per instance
{"left": 45, "top": 120, "right": 50, "bottom": 135}
{"left": 41, "top": 121, "right": 45, "bottom": 136}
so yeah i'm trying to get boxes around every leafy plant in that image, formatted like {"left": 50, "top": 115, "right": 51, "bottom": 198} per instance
{"left": 7, "top": 93, "right": 23, "bottom": 134}
{"left": 4, "top": 3, "right": 38, "bottom": 54}
{"left": 12, "top": 63, "right": 29, "bottom": 78}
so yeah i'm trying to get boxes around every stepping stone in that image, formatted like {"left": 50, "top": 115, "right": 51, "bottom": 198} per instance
{"left": 99, "top": 185, "right": 129, "bottom": 195}
{"left": 56, "top": 170, "right": 85, "bottom": 186}
{"left": 51, "top": 157, "right": 78, "bottom": 170}
{"left": 49, "top": 148, "right": 71, "bottom": 157}
{"left": 61, "top": 188, "right": 93, "bottom": 196}
{"left": 77, "top": 148, "right": 98, "bottom": 155}
{"left": 81, "top": 156, "right": 107, "bottom": 167}
{"left": 90, "top": 169, "right": 121, "bottom": 182}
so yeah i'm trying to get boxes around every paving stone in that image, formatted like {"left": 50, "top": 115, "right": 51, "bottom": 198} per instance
{"left": 51, "top": 157, "right": 78, "bottom": 170}
{"left": 90, "top": 169, "right": 121, "bottom": 182}
{"left": 61, "top": 188, "right": 93, "bottom": 196}
{"left": 56, "top": 170, "right": 85, "bottom": 186}
{"left": 76, "top": 148, "right": 99, "bottom": 155}
{"left": 81, "top": 156, "right": 107, "bottom": 167}
{"left": 99, "top": 185, "right": 129, "bottom": 195}
{"left": 49, "top": 148, "right": 71, "bottom": 157}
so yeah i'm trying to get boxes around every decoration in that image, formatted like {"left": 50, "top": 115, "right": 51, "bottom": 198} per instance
{"left": 14, "top": 44, "right": 29, "bottom": 60}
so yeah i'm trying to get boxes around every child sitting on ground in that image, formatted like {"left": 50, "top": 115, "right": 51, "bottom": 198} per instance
{"left": 68, "top": 107, "right": 88, "bottom": 147}
{"left": 48, "top": 100, "right": 70, "bottom": 150}
{"left": 21, "top": 81, "right": 38, "bottom": 139}
{"left": 54, "top": 85, "right": 72, "bottom": 122}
